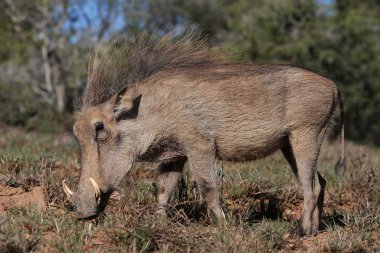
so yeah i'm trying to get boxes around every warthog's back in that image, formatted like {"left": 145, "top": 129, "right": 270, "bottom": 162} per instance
{"left": 138, "top": 63, "right": 338, "bottom": 162}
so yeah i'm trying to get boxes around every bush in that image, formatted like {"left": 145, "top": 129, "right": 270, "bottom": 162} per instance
{"left": 0, "top": 81, "right": 72, "bottom": 133}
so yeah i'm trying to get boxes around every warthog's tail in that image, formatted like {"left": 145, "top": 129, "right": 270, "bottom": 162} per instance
{"left": 334, "top": 90, "right": 346, "bottom": 176}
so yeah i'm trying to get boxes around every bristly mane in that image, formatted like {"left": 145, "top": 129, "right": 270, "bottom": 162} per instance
{"left": 81, "top": 33, "right": 225, "bottom": 109}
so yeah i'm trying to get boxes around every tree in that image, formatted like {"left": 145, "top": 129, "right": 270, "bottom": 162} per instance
{"left": 1, "top": 0, "right": 123, "bottom": 113}
{"left": 325, "top": 0, "right": 380, "bottom": 143}
{"left": 1, "top": 0, "right": 379, "bottom": 144}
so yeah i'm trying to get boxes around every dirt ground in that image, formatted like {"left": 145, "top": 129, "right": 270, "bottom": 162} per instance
{"left": 0, "top": 185, "right": 45, "bottom": 213}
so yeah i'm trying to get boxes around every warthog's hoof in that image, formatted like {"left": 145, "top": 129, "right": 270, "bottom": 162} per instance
{"left": 288, "top": 221, "right": 319, "bottom": 239}
{"left": 155, "top": 208, "right": 170, "bottom": 221}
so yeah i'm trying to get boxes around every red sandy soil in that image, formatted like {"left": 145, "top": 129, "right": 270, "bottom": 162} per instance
{"left": 0, "top": 185, "right": 45, "bottom": 213}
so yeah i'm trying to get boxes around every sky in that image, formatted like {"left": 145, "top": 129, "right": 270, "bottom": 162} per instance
{"left": 64, "top": 0, "right": 125, "bottom": 42}
{"left": 69, "top": 0, "right": 335, "bottom": 42}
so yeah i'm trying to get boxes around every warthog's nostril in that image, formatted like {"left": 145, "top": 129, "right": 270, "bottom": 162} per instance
{"left": 89, "top": 178, "right": 102, "bottom": 204}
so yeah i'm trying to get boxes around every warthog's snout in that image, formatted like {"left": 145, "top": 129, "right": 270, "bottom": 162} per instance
{"left": 62, "top": 178, "right": 103, "bottom": 219}
{"left": 76, "top": 207, "right": 98, "bottom": 220}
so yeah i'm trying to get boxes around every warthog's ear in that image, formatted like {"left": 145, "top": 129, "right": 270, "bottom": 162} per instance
{"left": 113, "top": 85, "right": 141, "bottom": 121}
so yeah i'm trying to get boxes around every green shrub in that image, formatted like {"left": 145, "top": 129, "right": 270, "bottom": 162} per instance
{"left": 0, "top": 81, "right": 72, "bottom": 133}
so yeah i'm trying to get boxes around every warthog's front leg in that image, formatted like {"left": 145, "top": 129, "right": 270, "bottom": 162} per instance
{"left": 186, "top": 138, "right": 225, "bottom": 225}
{"left": 156, "top": 159, "right": 186, "bottom": 216}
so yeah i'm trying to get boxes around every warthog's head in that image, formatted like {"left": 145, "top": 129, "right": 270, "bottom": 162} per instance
{"left": 63, "top": 86, "right": 141, "bottom": 219}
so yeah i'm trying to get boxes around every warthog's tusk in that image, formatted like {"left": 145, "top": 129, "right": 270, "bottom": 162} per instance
{"left": 62, "top": 180, "right": 74, "bottom": 201}
{"left": 89, "top": 178, "right": 101, "bottom": 204}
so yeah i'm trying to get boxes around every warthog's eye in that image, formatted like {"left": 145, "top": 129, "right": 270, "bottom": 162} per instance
{"left": 94, "top": 122, "right": 108, "bottom": 142}
{"left": 94, "top": 122, "right": 104, "bottom": 131}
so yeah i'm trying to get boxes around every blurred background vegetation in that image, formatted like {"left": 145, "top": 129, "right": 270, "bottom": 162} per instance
{"left": 0, "top": 0, "right": 379, "bottom": 145}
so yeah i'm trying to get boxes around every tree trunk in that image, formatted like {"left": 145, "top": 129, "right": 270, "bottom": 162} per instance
{"left": 50, "top": 52, "right": 67, "bottom": 113}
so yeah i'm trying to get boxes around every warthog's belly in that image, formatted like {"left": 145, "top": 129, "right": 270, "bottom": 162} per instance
{"left": 215, "top": 133, "right": 288, "bottom": 162}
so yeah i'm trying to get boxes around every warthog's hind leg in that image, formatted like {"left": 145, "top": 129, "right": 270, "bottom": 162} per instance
{"left": 283, "top": 128, "right": 327, "bottom": 236}
{"left": 156, "top": 159, "right": 186, "bottom": 216}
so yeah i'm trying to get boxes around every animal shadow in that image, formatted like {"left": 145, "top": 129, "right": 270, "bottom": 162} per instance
{"left": 236, "top": 192, "right": 283, "bottom": 224}
{"left": 320, "top": 210, "right": 346, "bottom": 230}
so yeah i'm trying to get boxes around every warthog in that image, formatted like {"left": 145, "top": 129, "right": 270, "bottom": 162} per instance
{"left": 63, "top": 35, "right": 345, "bottom": 236}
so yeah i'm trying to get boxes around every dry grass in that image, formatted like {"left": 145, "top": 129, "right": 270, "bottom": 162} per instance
{"left": 0, "top": 127, "right": 379, "bottom": 252}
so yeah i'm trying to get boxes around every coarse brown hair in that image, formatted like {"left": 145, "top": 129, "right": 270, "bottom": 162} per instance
{"left": 81, "top": 33, "right": 225, "bottom": 108}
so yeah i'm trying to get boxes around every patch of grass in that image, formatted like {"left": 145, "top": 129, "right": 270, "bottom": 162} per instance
{"left": 0, "top": 128, "right": 380, "bottom": 252}
{"left": 1, "top": 206, "right": 84, "bottom": 252}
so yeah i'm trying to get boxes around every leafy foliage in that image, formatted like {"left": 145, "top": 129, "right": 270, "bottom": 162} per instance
{"left": 0, "top": 0, "right": 379, "bottom": 145}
